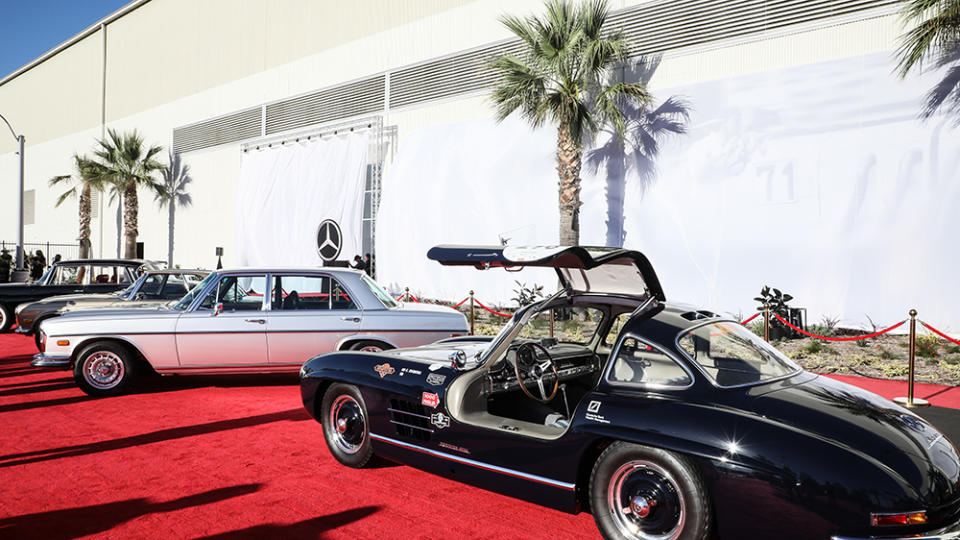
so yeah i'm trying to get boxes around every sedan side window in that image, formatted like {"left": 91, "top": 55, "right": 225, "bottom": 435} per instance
{"left": 609, "top": 337, "right": 691, "bottom": 387}
{"left": 271, "top": 275, "right": 357, "bottom": 311}
{"left": 160, "top": 275, "right": 190, "bottom": 299}
{"left": 198, "top": 275, "right": 266, "bottom": 311}
{"left": 54, "top": 265, "right": 84, "bottom": 285}
{"left": 139, "top": 275, "right": 165, "bottom": 297}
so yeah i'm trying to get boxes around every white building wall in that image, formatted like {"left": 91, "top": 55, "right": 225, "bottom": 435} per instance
{"left": 0, "top": 0, "right": 909, "bottom": 287}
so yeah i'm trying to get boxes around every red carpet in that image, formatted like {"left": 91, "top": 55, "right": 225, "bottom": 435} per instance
{"left": 1, "top": 332, "right": 958, "bottom": 539}
{"left": 0, "top": 334, "right": 599, "bottom": 539}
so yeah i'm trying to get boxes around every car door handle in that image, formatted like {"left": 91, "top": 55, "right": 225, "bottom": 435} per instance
{"left": 244, "top": 319, "right": 266, "bottom": 324}
{"left": 341, "top": 316, "right": 361, "bottom": 323}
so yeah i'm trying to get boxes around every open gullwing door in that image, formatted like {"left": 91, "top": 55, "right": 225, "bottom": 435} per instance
{"left": 426, "top": 245, "right": 664, "bottom": 301}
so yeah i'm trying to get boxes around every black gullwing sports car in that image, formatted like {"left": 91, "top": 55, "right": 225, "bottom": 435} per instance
{"left": 300, "top": 245, "right": 960, "bottom": 540}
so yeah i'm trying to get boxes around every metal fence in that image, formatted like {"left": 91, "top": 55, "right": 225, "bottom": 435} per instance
{"left": 0, "top": 241, "right": 81, "bottom": 262}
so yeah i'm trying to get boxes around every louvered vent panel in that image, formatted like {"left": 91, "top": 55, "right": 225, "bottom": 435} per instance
{"left": 389, "top": 41, "right": 524, "bottom": 109}
{"left": 172, "top": 107, "right": 261, "bottom": 153}
{"left": 265, "top": 76, "right": 385, "bottom": 135}
{"left": 389, "top": 0, "right": 898, "bottom": 109}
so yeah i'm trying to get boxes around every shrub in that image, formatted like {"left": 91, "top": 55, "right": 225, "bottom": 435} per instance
{"left": 882, "top": 364, "right": 909, "bottom": 378}
{"left": 916, "top": 334, "right": 940, "bottom": 358}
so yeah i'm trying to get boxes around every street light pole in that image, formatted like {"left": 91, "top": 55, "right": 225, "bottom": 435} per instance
{"left": 0, "top": 112, "right": 26, "bottom": 281}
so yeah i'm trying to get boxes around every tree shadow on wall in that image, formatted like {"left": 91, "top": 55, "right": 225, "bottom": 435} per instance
{"left": 920, "top": 47, "right": 960, "bottom": 125}
{"left": 0, "top": 483, "right": 262, "bottom": 540}
{"left": 585, "top": 56, "right": 691, "bottom": 247}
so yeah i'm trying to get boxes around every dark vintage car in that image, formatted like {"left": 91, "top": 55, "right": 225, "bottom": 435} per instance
{"left": 15, "top": 268, "right": 208, "bottom": 349}
{"left": 0, "top": 258, "right": 161, "bottom": 332}
{"left": 300, "top": 245, "right": 960, "bottom": 540}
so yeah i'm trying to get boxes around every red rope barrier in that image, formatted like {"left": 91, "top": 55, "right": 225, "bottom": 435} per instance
{"left": 452, "top": 298, "right": 468, "bottom": 309}
{"left": 772, "top": 314, "right": 905, "bottom": 341}
{"left": 394, "top": 294, "right": 421, "bottom": 303}
{"left": 741, "top": 312, "right": 759, "bottom": 325}
{"left": 473, "top": 298, "right": 512, "bottom": 318}
{"left": 921, "top": 321, "right": 960, "bottom": 347}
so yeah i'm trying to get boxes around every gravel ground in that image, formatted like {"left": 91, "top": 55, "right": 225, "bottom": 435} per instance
{"left": 773, "top": 333, "right": 960, "bottom": 386}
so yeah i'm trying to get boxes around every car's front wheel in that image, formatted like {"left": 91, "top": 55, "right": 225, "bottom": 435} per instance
{"left": 73, "top": 341, "right": 137, "bottom": 397}
{"left": 0, "top": 304, "right": 12, "bottom": 333}
{"left": 321, "top": 383, "right": 373, "bottom": 468}
{"left": 590, "top": 442, "right": 711, "bottom": 540}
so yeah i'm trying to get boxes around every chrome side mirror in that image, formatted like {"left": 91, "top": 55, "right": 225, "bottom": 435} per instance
{"left": 212, "top": 302, "right": 224, "bottom": 317}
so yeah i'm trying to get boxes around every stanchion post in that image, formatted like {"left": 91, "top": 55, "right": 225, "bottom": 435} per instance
{"left": 763, "top": 303, "right": 770, "bottom": 343}
{"left": 469, "top": 290, "right": 475, "bottom": 336}
{"left": 895, "top": 309, "right": 929, "bottom": 408}
{"left": 549, "top": 308, "right": 555, "bottom": 338}
{"left": 404, "top": 287, "right": 410, "bottom": 302}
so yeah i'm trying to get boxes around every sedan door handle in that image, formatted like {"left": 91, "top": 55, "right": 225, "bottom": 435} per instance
{"left": 244, "top": 319, "right": 266, "bottom": 324}
{"left": 341, "top": 316, "right": 361, "bottom": 323}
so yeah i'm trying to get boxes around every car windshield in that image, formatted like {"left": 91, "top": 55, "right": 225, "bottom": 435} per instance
{"left": 361, "top": 274, "right": 397, "bottom": 308}
{"left": 677, "top": 321, "right": 801, "bottom": 387}
{"left": 172, "top": 272, "right": 218, "bottom": 311}
{"left": 37, "top": 265, "right": 55, "bottom": 285}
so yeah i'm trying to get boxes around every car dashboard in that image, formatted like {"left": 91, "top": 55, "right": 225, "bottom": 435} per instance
{"left": 484, "top": 339, "right": 600, "bottom": 396}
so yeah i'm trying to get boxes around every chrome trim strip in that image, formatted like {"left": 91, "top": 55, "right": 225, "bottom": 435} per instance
{"left": 388, "top": 420, "right": 434, "bottom": 433}
{"left": 387, "top": 407, "right": 431, "bottom": 420}
{"left": 832, "top": 533, "right": 960, "bottom": 540}
{"left": 369, "top": 433, "right": 576, "bottom": 491}
{"left": 50, "top": 328, "right": 467, "bottom": 338}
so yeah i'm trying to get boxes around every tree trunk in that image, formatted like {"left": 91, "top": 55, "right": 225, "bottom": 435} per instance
{"left": 79, "top": 184, "right": 92, "bottom": 259}
{"left": 123, "top": 182, "right": 139, "bottom": 259}
{"left": 556, "top": 121, "right": 583, "bottom": 246}
{"left": 167, "top": 201, "right": 175, "bottom": 267}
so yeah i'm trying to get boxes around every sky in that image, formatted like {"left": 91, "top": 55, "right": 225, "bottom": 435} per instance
{"left": 0, "top": 0, "right": 131, "bottom": 80}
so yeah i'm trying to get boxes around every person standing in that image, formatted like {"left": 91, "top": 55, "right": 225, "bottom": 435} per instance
{"left": 351, "top": 255, "right": 366, "bottom": 272}
{"left": 363, "top": 253, "right": 373, "bottom": 277}
{"left": 29, "top": 250, "right": 46, "bottom": 281}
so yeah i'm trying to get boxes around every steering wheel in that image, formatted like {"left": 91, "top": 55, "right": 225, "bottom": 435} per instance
{"left": 514, "top": 342, "right": 559, "bottom": 403}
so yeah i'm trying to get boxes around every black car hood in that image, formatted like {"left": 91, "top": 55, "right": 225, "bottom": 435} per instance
{"left": 753, "top": 375, "right": 960, "bottom": 502}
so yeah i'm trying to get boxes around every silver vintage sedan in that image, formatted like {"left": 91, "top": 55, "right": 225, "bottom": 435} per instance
{"left": 32, "top": 268, "right": 468, "bottom": 396}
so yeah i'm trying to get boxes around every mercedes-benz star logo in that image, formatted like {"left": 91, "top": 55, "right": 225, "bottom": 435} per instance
{"left": 316, "top": 219, "right": 342, "bottom": 262}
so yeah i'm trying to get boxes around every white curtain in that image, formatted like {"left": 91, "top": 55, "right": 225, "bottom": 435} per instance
{"left": 377, "top": 52, "right": 960, "bottom": 328}
{"left": 237, "top": 133, "right": 368, "bottom": 267}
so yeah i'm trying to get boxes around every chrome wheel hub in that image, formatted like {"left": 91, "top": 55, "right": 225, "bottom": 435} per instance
{"left": 607, "top": 460, "right": 685, "bottom": 540}
{"left": 328, "top": 395, "right": 365, "bottom": 454}
{"left": 83, "top": 351, "right": 125, "bottom": 390}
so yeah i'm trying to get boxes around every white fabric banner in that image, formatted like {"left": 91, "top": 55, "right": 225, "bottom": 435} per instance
{"left": 237, "top": 133, "right": 368, "bottom": 267}
{"left": 377, "top": 52, "right": 960, "bottom": 328}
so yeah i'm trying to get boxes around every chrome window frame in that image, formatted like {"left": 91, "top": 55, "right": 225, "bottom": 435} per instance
{"left": 674, "top": 318, "right": 804, "bottom": 390}
{"left": 603, "top": 332, "right": 696, "bottom": 391}
{"left": 188, "top": 272, "right": 270, "bottom": 312}
{"left": 265, "top": 271, "right": 362, "bottom": 312}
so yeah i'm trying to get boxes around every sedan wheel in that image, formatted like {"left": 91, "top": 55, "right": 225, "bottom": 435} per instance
{"left": 591, "top": 442, "right": 710, "bottom": 540}
{"left": 73, "top": 342, "right": 136, "bottom": 397}
{"left": 321, "top": 383, "right": 373, "bottom": 468}
{"left": 349, "top": 340, "right": 391, "bottom": 353}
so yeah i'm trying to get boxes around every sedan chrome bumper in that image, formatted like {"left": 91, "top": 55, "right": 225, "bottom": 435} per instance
{"left": 31, "top": 353, "right": 71, "bottom": 369}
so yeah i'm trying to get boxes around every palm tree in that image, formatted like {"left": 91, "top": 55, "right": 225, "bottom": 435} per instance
{"left": 585, "top": 59, "right": 690, "bottom": 246}
{"left": 896, "top": 0, "right": 960, "bottom": 119}
{"left": 490, "top": 0, "right": 650, "bottom": 245}
{"left": 89, "top": 129, "right": 164, "bottom": 259}
{"left": 155, "top": 152, "right": 193, "bottom": 266}
{"left": 49, "top": 154, "right": 106, "bottom": 259}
